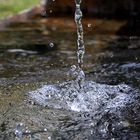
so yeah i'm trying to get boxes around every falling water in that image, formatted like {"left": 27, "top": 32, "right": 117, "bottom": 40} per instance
{"left": 70, "top": 0, "right": 86, "bottom": 88}
{"left": 75, "top": 0, "right": 85, "bottom": 68}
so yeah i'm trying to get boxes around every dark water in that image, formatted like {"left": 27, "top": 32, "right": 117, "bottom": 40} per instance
{"left": 0, "top": 18, "right": 140, "bottom": 140}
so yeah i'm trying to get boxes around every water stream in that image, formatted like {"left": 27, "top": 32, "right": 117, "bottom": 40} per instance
{"left": 75, "top": 0, "right": 85, "bottom": 68}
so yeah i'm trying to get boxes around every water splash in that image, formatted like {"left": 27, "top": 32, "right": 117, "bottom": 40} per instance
{"left": 29, "top": 81, "right": 138, "bottom": 112}
{"left": 69, "top": 65, "right": 85, "bottom": 89}
{"left": 27, "top": 80, "right": 139, "bottom": 139}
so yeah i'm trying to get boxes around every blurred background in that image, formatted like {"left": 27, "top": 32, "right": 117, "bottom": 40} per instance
{"left": 0, "top": 0, "right": 40, "bottom": 19}
{"left": 0, "top": 0, "right": 140, "bottom": 35}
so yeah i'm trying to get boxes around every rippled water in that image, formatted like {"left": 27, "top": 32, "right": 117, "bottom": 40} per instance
{"left": 0, "top": 17, "right": 140, "bottom": 139}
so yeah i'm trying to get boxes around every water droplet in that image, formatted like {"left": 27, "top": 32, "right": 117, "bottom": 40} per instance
{"left": 90, "top": 130, "right": 93, "bottom": 134}
{"left": 49, "top": 42, "right": 54, "bottom": 48}
{"left": 41, "top": 10, "right": 47, "bottom": 17}
{"left": 87, "top": 23, "right": 92, "bottom": 28}
{"left": 15, "top": 123, "right": 24, "bottom": 139}
{"left": 48, "top": 136, "right": 51, "bottom": 140}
